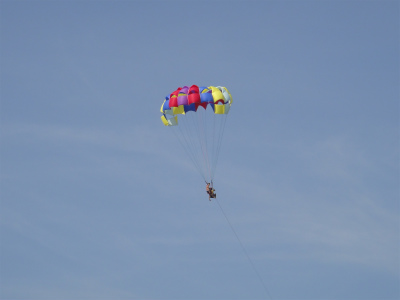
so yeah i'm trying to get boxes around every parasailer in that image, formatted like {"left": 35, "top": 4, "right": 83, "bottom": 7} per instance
{"left": 206, "top": 182, "right": 216, "bottom": 201}
{"left": 160, "top": 84, "right": 232, "bottom": 199}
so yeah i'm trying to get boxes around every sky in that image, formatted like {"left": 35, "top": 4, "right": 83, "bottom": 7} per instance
{"left": 1, "top": 0, "right": 399, "bottom": 299}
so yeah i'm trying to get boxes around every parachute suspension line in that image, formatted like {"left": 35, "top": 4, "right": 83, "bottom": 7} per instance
{"left": 211, "top": 113, "right": 228, "bottom": 180}
{"left": 173, "top": 119, "right": 206, "bottom": 181}
{"left": 216, "top": 114, "right": 227, "bottom": 174}
{"left": 195, "top": 109, "right": 209, "bottom": 180}
{"left": 204, "top": 107, "right": 212, "bottom": 181}
{"left": 177, "top": 115, "right": 205, "bottom": 178}
{"left": 204, "top": 108, "right": 212, "bottom": 181}
{"left": 197, "top": 108, "right": 212, "bottom": 182}
{"left": 175, "top": 108, "right": 228, "bottom": 183}
{"left": 186, "top": 112, "right": 206, "bottom": 179}
{"left": 211, "top": 111, "right": 217, "bottom": 182}
{"left": 178, "top": 115, "right": 201, "bottom": 174}
{"left": 215, "top": 198, "right": 273, "bottom": 300}
{"left": 211, "top": 111, "right": 219, "bottom": 181}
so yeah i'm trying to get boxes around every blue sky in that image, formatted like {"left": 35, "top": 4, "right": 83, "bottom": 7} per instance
{"left": 1, "top": 1, "right": 399, "bottom": 299}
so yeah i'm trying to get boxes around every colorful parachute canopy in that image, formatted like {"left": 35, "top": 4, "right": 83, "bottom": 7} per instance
{"left": 160, "top": 84, "right": 232, "bottom": 183}
{"left": 161, "top": 85, "right": 232, "bottom": 126}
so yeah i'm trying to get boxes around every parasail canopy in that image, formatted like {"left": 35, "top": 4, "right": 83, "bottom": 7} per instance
{"left": 160, "top": 85, "right": 232, "bottom": 183}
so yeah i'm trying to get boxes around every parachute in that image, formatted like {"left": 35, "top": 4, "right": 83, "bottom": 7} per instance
{"left": 161, "top": 85, "right": 232, "bottom": 183}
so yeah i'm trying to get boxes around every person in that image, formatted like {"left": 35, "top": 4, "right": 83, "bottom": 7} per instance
{"left": 206, "top": 182, "right": 216, "bottom": 200}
